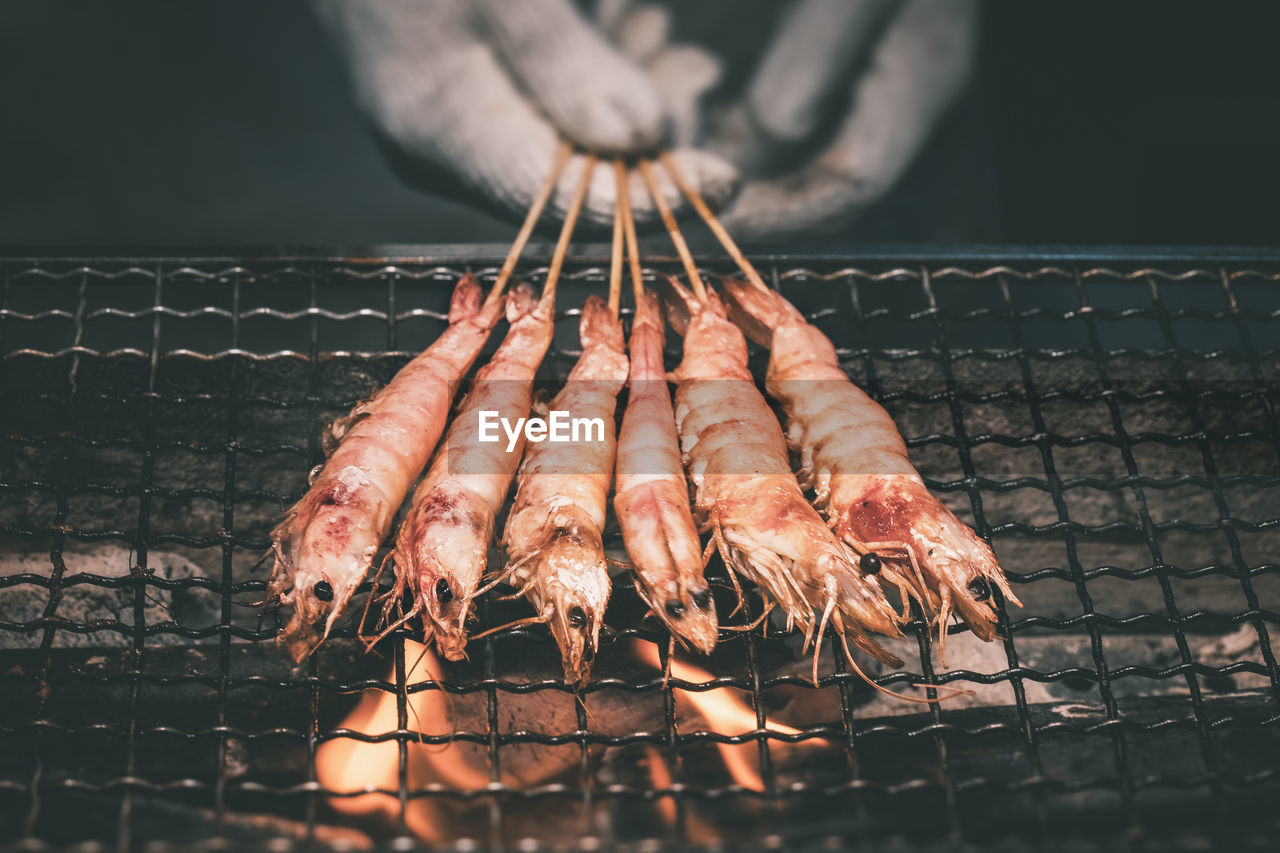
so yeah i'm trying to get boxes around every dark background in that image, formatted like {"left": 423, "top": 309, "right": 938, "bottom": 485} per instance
{"left": 987, "top": 2, "right": 1280, "bottom": 246}
{"left": 1, "top": 1, "right": 1277, "bottom": 249}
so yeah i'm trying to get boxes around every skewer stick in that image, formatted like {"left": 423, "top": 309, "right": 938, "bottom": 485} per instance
{"left": 617, "top": 160, "right": 644, "bottom": 306}
{"left": 485, "top": 141, "right": 573, "bottom": 307}
{"left": 542, "top": 152, "right": 597, "bottom": 303}
{"left": 659, "top": 150, "right": 769, "bottom": 293}
{"left": 608, "top": 159, "right": 626, "bottom": 319}
{"left": 637, "top": 158, "right": 707, "bottom": 303}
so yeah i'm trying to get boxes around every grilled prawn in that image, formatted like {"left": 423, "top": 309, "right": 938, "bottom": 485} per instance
{"left": 380, "top": 284, "right": 554, "bottom": 660}
{"left": 265, "top": 274, "right": 503, "bottom": 662}
{"left": 721, "top": 279, "right": 1021, "bottom": 655}
{"left": 664, "top": 278, "right": 903, "bottom": 671}
{"left": 614, "top": 290, "right": 717, "bottom": 653}
{"left": 502, "top": 296, "right": 628, "bottom": 686}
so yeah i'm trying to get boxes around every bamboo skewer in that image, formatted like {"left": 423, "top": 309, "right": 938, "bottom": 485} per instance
{"left": 608, "top": 159, "right": 627, "bottom": 319}
{"left": 543, "top": 153, "right": 597, "bottom": 303}
{"left": 658, "top": 151, "right": 769, "bottom": 294}
{"left": 485, "top": 141, "right": 573, "bottom": 308}
{"left": 617, "top": 161, "right": 644, "bottom": 306}
{"left": 637, "top": 159, "right": 707, "bottom": 303}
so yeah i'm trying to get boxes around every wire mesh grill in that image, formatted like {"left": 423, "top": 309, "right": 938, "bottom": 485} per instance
{"left": 1, "top": 252, "right": 1278, "bottom": 852}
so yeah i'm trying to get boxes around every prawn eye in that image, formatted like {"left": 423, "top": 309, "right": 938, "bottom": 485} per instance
{"left": 968, "top": 577, "right": 991, "bottom": 601}
{"left": 859, "top": 552, "right": 882, "bottom": 575}
{"left": 665, "top": 600, "right": 686, "bottom": 619}
{"left": 434, "top": 578, "right": 454, "bottom": 605}
{"left": 568, "top": 606, "right": 587, "bottom": 629}
{"left": 692, "top": 588, "right": 712, "bottom": 610}
{"left": 313, "top": 580, "right": 334, "bottom": 602}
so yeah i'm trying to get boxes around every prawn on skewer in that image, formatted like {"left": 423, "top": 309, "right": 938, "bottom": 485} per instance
{"left": 266, "top": 142, "right": 571, "bottom": 662}
{"left": 377, "top": 151, "right": 594, "bottom": 661}
{"left": 661, "top": 276, "right": 904, "bottom": 677}
{"left": 656, "top": 149, "right": 1020, "bottom": 663}
{"left": 501, "top": 295, "right": 628, "bottom": 686}
{"left": 614, "top": 291, "right": 718, "bottom": 653}
{"left": 612, "top": 162, "right": 717, "bottom": 654}
{"left": 378, "top": 284, "right": 555, "bottom": 659}
{"left": 265, "top": 274, "right": 504, "bottom": 662}
{"left": 720, "top": 278, "right": 1022, "bottom": 660}
{"left": 634, "top": 158, "right": 903, "bottom": 684}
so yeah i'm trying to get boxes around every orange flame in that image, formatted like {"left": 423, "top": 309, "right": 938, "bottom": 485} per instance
{"left": 316, "top": 640, "right": 483, "bottom": 843}
{"left": 631, "top": 640, "right": 801, "bottom": 792}
{"left": 318, "top": 638, "right": 805, "bottom": 843}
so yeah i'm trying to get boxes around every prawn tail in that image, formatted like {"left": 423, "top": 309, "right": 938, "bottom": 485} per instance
{"left": 631, "top": 289, "right": 665, "bottom": 336}
{"left": 506, "top": 283, "right": 541, "bottom": 324}
{"left": 718, "top": 277, "right": 803, "bottom": 348}
{"left": 579, "top": 294, "right": 624, "bottom": 352}
{"left": 448, "top": 272, "right": 484, "bottom": 324}
{"left": 658, "top": 275, "right": 698, "bottom": 337}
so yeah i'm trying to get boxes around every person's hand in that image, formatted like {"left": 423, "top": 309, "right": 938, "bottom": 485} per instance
{"left": 712, "top": 0, "right": 981, "bottom": 239}
{"left": 598, "top": 0, "right": 981, "bottom": 240}
{"left": 313, "top": 0, "right": 738, "bottom": 228}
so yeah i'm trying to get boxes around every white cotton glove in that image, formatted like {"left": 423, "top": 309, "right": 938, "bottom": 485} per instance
{"left": 597, "top": 0, "right": 980, "bottom": 240}
{"left": 313, "top": 0, "right": 738, "bottom": 227}
{"left": 712, "top": 0, "right": 982, "bottom": 239}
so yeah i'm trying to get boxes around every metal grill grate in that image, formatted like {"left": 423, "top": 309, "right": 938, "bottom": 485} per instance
{"left": 1, "top": 250, "right": 1278, "bottom": 852}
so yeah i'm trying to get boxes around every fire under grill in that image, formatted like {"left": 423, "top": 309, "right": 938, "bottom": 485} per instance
{"left": 1, "top": 250, "right": 1278, "bottom": 852}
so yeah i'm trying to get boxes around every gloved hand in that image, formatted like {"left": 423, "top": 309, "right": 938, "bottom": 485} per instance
{"left": 599, "top": 0, "right": 981, "bottom": 240}
{"left": 313, "top": 0, "right": 738, "bottom": 228}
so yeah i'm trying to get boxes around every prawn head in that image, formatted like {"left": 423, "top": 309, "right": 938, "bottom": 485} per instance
{"left": 265, "top": 522, "right": 371, "bottom": 662}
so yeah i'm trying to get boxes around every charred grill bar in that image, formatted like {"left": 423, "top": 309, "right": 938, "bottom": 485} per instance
{"left": 1, "top": 250, "right": 1278, "bottom": 851}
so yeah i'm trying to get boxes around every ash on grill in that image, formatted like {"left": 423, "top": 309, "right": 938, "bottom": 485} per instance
{"left": 2, "top": 254, "right": 1278, "bottom": 851}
